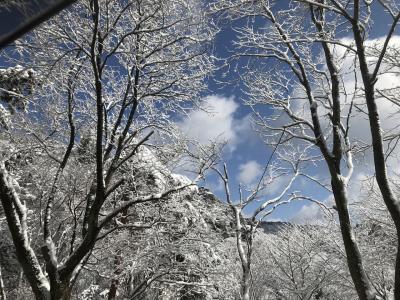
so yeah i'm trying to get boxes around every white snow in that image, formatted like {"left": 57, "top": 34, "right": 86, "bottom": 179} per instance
{"left": 171, "top": 173, "right": 198, "bottom": 193}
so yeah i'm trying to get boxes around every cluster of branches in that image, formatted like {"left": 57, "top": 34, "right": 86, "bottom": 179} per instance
{"left": 0, "top": 0, "right": 217, "bottom": 299}
{"left": 209, "top": 0, "right": 400, "bottom": 299}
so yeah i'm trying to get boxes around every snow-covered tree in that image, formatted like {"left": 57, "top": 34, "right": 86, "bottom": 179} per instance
{"left": 209, "top": 144, "right": 330, "bottom": 300}
{"left": 252, "top": 222, "right": 355, "bottom": 300}
{"left": 0, "top": 65, "right": 35, "bottom": 128}
{"left": 212, "top": 1, "right": 400, "bottom": 298}
{"left": 0, "top": 0, "right": 216, "bottom": 298}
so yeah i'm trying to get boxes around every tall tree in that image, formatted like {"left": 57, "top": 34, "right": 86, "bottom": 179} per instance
{"left": 211, "top": 0, "right": 400, "bottom": 298}
{"left": 296, "top": 1, "right": 400, "bottom": 297}
{"left": 0, "top": 0, "right": 216, "bottom": 298}
{"left": 211, "top": 144, "right": 328, "bottom": 300}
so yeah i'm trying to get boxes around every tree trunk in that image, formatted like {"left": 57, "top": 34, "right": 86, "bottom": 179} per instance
{"left": 50, "top": 284, "right": 72, "bottom": 300}
{"left": 331, "top": 175, "right": 376, "bottom": 300}
{"left": 108, "top": 278, "right": 119, "bottom": 300}
{"left": 363, "top": 83, "right": 400, "bottom": 299}
{"left": 0, "top": 266, "right": 6, "bottom": 300}
{"left": 241, "top": 265, "right": 251, "bottom": 300}
{"left": 0, "top": 163, "right": 50, "bottom": 300}
{"left": 108, "top": 207, "right": 129, "bottom": 300}
{"left": 352, "top": 21, "right": 400, "bottom": 299}
{"left": 108, "top": 254, "right": 122, "bottom": 300}
{"left": 311, "top": 13, "right": 376, "bottom": 297}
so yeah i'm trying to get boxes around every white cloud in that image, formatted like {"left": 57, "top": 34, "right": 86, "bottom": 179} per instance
{"left": 237, "top": 160, "right": 263, "bottom": 185}
{"left": 176, "top": 95, "right": 256, "bottom": 188}
{"left": 205, "top": 176, "right": 225, "bottom": 193}
{"left": 266, "top": 173, "right": 296, "bottom": 196}
{"left": 290, "top": 193, "right": 336, "bottom": 224}
{"left": 291, "top": 203, "right": 325, "bottom": 224}
{"left": 179, "top": 95, "right": 240, "bottom": 149}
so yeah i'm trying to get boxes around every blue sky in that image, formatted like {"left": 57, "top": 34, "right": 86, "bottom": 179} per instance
{"left": 179, "top": 1, "right": 400, "bottom": 222}
{"left": 181, "top": 3, "right": 315, "bottom": 221}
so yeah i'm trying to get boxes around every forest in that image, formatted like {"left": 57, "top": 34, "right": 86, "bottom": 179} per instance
{"left": 0, "top": 0, "right": 400, "bottom": 299}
